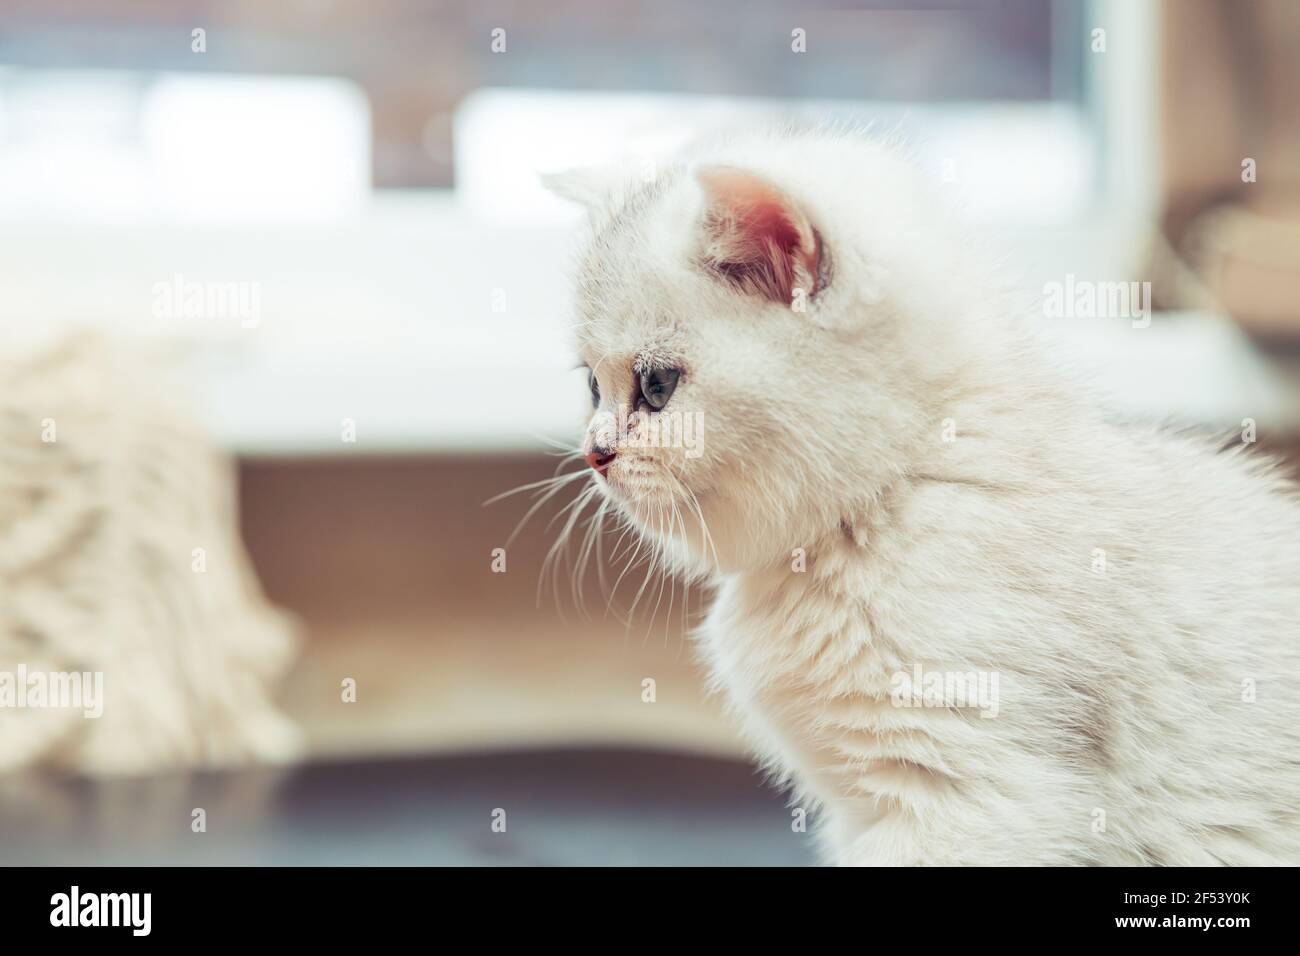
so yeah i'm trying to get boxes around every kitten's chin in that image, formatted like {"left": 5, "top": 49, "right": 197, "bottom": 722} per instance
{"left": 603, "top": 480, "right": 726, "bottom": 572}
{"left": 601, "top": 478, "right": 671, "bottom": 524}
{"left": 611, "top": 482, "right": 802, "bottom": 574}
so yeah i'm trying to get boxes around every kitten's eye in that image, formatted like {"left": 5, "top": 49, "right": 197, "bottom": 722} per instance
{"left": 638, "top": 367, "right": 680, "bottom": 411}
{"left": 587, "top": 367, "right": 600, "bottom": 408}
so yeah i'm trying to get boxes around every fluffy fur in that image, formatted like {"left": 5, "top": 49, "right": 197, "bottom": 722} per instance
{"left": 550, "top": 129, "right": 1300, "bottom": 865}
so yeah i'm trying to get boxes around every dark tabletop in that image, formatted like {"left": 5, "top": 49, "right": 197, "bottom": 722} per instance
{"left": 0, "top": 748, "right": 814, "bottom": 866}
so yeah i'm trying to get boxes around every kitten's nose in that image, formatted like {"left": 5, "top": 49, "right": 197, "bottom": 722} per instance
{"left": 585, "top": 446, "right": 617, "bottom": 476}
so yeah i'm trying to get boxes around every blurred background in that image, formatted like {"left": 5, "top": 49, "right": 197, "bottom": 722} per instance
{"left": 1, "top": 0, "right": 1298, "bottom": 865}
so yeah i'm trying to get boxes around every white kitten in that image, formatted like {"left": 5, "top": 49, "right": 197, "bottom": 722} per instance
{"left": 549, "top": 129, "right": 1300, "bottom": 866}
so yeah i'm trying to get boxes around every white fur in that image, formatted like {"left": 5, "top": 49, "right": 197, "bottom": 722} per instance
{"left": 552, "top": 129, "right": 1300, "bottom": 866}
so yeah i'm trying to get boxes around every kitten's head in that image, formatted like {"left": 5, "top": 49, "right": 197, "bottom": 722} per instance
{"left": 550, "top": 132, "right": 974, "bottom": 572}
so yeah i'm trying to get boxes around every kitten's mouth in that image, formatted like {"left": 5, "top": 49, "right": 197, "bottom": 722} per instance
{"left": 599, "top": 467, "right": 635, "bottom": 495}
{"left": 600, "top": 469, "right": 683, "bottom": 518}
{"left": 597, "top": 464, "right": 652, "bottom": 500}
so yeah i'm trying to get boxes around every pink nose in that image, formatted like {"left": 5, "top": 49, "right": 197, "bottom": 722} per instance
{"left": 585, "top": 448, "right": 616, "bottom": 476}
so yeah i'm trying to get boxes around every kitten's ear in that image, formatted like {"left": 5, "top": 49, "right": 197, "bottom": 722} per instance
{"left": 694, "top": 165, "right": 820, "bottom": 305}
{"left": 541, "top": 165, "right": 619, "bottom": 213}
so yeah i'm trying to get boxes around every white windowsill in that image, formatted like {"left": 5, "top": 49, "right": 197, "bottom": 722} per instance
{"left": 4, "top": 193, "right": 1299, "bottom": 457}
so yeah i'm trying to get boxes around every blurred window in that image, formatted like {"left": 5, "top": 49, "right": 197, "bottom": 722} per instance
{"left": 0, "top": 68, "right": 369, "bottom": 223}
{"left": 0, "top": 0, "right": 1086, "bottom": 187}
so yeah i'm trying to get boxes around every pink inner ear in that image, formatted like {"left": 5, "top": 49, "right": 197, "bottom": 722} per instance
{"left": 695, "top": 166, "right": 819, "bottom": 304}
